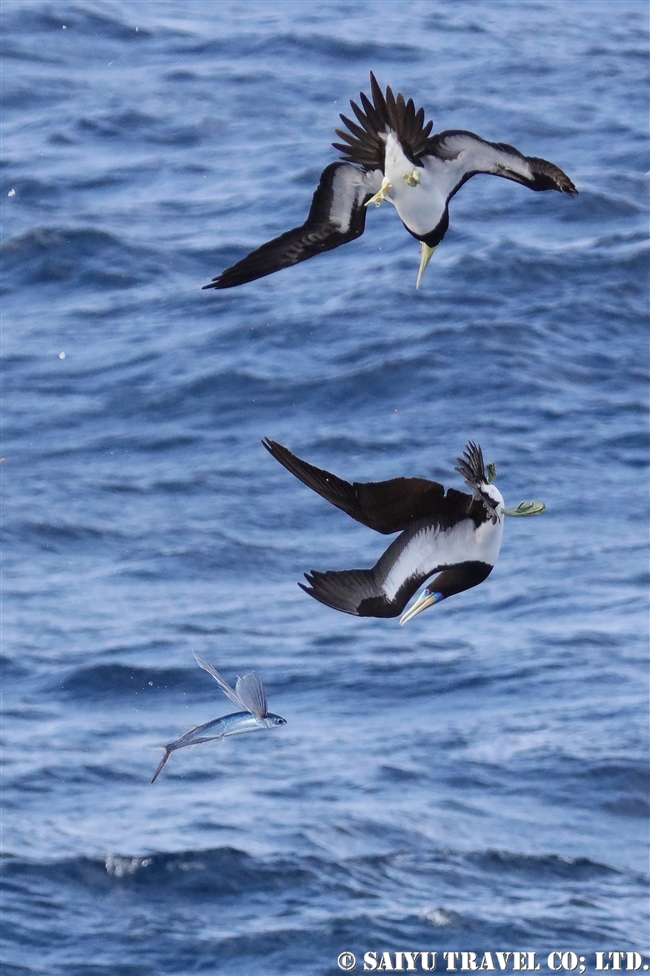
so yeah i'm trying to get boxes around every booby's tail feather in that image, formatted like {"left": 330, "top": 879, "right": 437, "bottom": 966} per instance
{"left": 333, "top": 71, "right": 434, "bottom": 170}
{"left": 454, "top": 441, "right": 486, "bottom": 492}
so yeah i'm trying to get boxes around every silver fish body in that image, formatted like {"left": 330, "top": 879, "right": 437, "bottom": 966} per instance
{"left": 151, "top": 711, "right": 286, "bottom": 783}
{"left": 176, "top": 710, "right": 286, "bottom": 746}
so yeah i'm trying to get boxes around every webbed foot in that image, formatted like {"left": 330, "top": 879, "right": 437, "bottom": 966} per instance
{"left": 502, "top": 500, "right": 546, "bottom": 517}
{"left": 403, "top": 169, "right": 421, "bottom": 187}
{"left": 366, "top": 176, "right": 393, "bottom": 207}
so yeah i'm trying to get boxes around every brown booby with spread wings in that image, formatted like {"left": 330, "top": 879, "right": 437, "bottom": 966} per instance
{"left": 263, "top": 439, "right": 545, "bottom": 623}
{"left": 206, "top": 73, "right": 577, "bottom": 290}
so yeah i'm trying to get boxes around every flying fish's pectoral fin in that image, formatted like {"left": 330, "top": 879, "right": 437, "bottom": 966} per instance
{"left": 194, "top": 652, "right": 244, "bottom": 709}
{"left": 234, "top": 672, "right": 268, "bottom": 720}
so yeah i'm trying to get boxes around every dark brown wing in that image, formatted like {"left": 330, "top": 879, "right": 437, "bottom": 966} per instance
{"left": 425, "top": 131, "right": 578, "bottom": 196}
{"left": 204, "top": 162, "right": 376, "bottom": 290}
{"left": 524, "top": 155, "right": 578, "bottom": 194}
{"left": 262, "top": 438, "right": 448, "bottom": 535}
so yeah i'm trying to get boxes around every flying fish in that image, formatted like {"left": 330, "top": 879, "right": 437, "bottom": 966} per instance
{"left": 151, "top": 653, "right": 286, "bottom": 783}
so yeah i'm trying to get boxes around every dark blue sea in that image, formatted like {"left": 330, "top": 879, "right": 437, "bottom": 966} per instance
{"left": 2, "top": 2, "right": 648, "bottom": 974}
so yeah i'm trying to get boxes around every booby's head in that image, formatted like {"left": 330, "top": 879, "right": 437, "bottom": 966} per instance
{"left": 399, "top": 587, "right": 445, "bottom": 625}
{"left": 400, "top": 194, "right": 449, "bottom": 289}
{"left": 399, "top": 560, "right": 495, "bottom": 626}
{"left": 412, "top": 207, "right": 450, "bottom": 289}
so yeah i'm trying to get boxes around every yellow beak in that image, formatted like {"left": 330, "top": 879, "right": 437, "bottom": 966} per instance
{"left": 415, "top": 243, "right": 437, "bottom": 289}
{"left": 399, "top": 590, "right": 443, "bottom": 625}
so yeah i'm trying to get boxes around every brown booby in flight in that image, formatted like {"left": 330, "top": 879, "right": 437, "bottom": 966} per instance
{"left": 206, "top": 73, "right": 577, "bottom": 291}
{"left": 262, "top": 438, "right": 545, "bottom": 623}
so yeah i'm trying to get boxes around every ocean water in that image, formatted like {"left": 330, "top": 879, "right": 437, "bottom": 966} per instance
{"left": 1, "top": 1, "right": 648, "bottom": 974}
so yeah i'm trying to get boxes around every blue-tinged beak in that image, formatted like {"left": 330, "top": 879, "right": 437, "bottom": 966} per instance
{"left": 399, "top": 590, "right": 444, "bottom": 625}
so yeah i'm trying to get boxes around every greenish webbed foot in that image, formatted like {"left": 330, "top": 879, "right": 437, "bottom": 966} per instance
{"left": 502, "top": 501, "right": 546, "bottom": 517}
{"left": 485, "top": 464, "right": 544, "bottom": 516}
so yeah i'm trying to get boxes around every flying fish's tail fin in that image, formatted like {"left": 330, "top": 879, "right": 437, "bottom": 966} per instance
{"left": 151, "top": 746, "right": 173, "bottom": 784}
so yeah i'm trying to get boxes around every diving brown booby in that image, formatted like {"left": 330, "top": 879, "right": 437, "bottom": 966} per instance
{"left": 262, "top": 438, "right": 545, "bottom": 622}
{"left": 206, "top": 73, "right": 577, "bottom": 290}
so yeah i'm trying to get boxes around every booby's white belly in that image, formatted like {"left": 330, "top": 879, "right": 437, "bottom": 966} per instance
{"left": 381, "top": 515, "right": 504, "bottom": 602}
{"left": 382, "top": 132, "right": 447, "bottom": 236}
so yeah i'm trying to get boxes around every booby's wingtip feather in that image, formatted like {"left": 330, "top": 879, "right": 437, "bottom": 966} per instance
{"left": 526, "top": 156, "right": 578, "bottom": 194}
